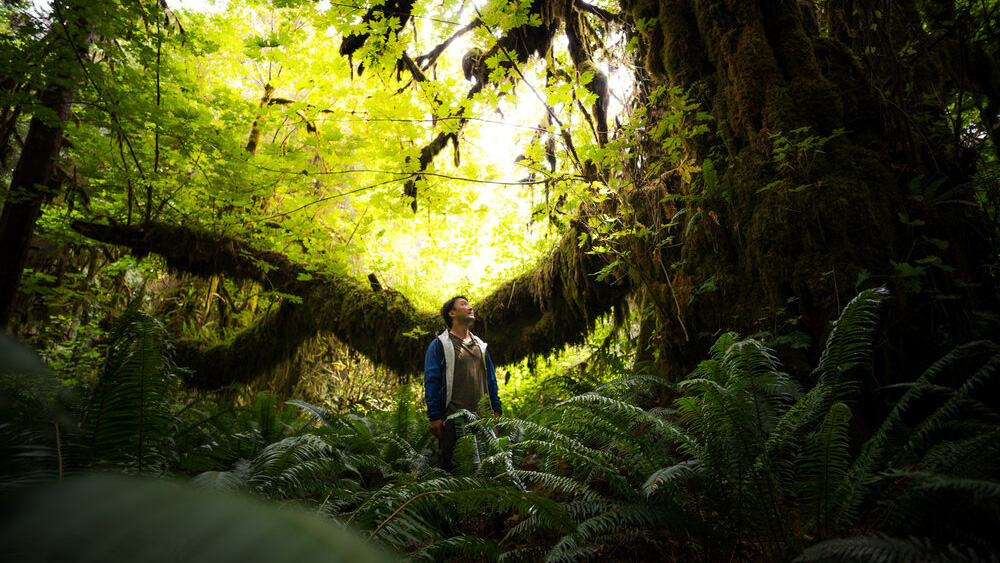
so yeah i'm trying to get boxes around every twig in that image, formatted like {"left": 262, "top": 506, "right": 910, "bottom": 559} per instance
{"left": 470, "top": 3, "right": 585, "bottom": 172}
{"left": 659, "top": 259, "right": 690, "bottom": 342}
{"left": 415, "top": 18, "right": 483, "bottom": 69}
{"left": 370, "top": 490, "right": 449, "bottom": 539}
{"left": 54, "top": 422, "right": 63, "bottom": 482}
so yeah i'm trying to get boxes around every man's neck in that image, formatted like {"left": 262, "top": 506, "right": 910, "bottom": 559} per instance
{"left": 449, "top": 324, "right": 472, "bottom": 341}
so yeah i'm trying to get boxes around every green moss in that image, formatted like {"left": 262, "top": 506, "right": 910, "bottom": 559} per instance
{"left": 656, "top": 0, "right": 709, "bottom": 85}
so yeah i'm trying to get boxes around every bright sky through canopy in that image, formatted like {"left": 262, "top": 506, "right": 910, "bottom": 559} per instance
{"left": 25, "top": 0, "right": 633, "bottom": 308}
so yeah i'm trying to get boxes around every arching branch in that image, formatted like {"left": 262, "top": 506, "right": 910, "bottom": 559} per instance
{"left": 414, "top": 18, "right": 482, "bottom": 70}
{"left": 72, "top": 218, "right": 631, "bottom": 389}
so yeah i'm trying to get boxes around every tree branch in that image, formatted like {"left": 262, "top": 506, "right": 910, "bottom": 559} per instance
{"left": 574, "top": 0, "right": 618, "bottom": 23}
{"left": 72, "top": 219, "right": 631, "bottom": 389}
{"left": 415, "top": 18, "right": 482, "bottom": 70}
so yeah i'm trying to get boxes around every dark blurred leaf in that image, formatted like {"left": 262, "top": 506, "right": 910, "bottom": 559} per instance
{"left": 0, "top": 475, "right": 397, "bottom": 563}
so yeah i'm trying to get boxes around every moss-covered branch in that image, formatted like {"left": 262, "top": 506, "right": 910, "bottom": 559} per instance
{"left": 71, "top": 220, "right": 630, "bottom": 388}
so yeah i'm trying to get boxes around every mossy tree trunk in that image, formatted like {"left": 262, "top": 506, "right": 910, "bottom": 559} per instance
{"left": 622, "top": 0, "right": 998, "bottom": 379}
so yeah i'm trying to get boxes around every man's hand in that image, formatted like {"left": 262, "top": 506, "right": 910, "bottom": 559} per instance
{"left": 493, "top": 411, "right": 502, "bottom": 436}
{"left": 429, "top": 419, "right": 444, "bottom": 439}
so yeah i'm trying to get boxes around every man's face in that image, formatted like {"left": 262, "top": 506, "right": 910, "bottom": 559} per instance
{"left": 450, "top": 298, "right": 475, "bottom": 325}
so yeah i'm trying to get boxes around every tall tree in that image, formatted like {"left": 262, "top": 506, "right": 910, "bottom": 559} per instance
{"left": 0, "top": 0, "right": 89, "bottom": 329}
{"left": 55, "top": 0, "right": 1000, "bottom": 392}
{"left": 620, "top": 0, "right": 1000, "bottom": 377}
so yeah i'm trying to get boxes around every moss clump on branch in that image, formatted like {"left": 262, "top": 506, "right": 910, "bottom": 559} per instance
{"left": 72, "top": 219, "right": 630, "bottom": 389}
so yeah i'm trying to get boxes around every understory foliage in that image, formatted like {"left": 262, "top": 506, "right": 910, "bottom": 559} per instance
{"left": 3, "top": 288, "right": 1000, "bottom": 562}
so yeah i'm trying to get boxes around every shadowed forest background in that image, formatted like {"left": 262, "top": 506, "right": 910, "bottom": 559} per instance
{"left": 2, "top": 0, "right": 1000, "bottom": 561}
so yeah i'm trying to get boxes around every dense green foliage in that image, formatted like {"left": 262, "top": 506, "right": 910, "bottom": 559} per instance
{"left": 3, "top": 288, "right": 1000, "bottom": 561}
{"left": 3, "top": 0, "right": 1000, "bottom": 560}
{"left": 3, "top": 0, "right": 999, "bottom": 389}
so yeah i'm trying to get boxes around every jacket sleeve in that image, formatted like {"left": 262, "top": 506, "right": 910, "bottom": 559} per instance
{"left": 424, "top": 339, "right": 445, "bottom": 421}
{"left": 485, "top": 350, "right": 502, "bottom": 415}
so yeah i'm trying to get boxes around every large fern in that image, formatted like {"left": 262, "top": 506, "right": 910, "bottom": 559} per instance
{"left": 828, "top": 341, "right": 1000, "bottom": 535}
{"left": 637, "top": 288, "right": 890, "bottom": 560}
{"left": 801, "top": 401, "right": 852, "bottom": 537}
{"left": 82, "top": 302, "right": 179, "bottom": 475}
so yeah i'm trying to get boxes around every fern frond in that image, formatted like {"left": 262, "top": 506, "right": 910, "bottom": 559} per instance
{"left": 495, "top": 416, "right": 634, "bottom": 497}
{"left": 381, "top": 432, "right": 432, "bottom": 473}
{"left": 801, "top": 401, "right": 853, "bottom": 536}
{"left": 391, "top": 384, "right": 418, "bottom": 444}
{"left": 516, "top": 437, "right": 636, "bottom": 500}
{"left": 811, "top": 287, "right": 888, "bottom": 387}
{"left": 192, "top": 469, "right": 248, "bottom": 491}
{"left": 475, "top": 427, "right": 529, "bottom": 492}
{"left": 509, "top": 469, "right": 598, "bottom": 502}
{"left": 919, "top": 427, "right": 1000, "bottom": 475}
{"left": 557, "top": 392, "right": 684, "bottom": 445}
{"left": 341, "top": 413, "right": 381, "bottom": 455}
{"left": 543, "top": 503, "right": 669, "bottom": 563}
{"left": 880, "top": 471, "right": 1000, "bottom": 519}
{"left": 542, "top": 394, "right": 681, "bottom": 483}
{"left": 243, "top": 434, "right": 336, "bottom": 500}
{"left": 0, "top": 340, "right": 79, "bottom": 487}
{"left": 499, "top": 545, "right": 547, "bottom": 562}
{"left": 409, "top": 535, "right": 499, "bottom": 562}
{"left": 84, "top": 303, "right": 178, "bottom": 475}
{"left": 643, "top": 459, "right": 700, "bottom": 498}
{"left": 834, "top": 341, "right": 1000, "bottom": 523}
{"left": 882, "top": 471, "right": 1000, "bottom": 505}
{"left": 593, "top": 372, "right": 679, "bottom": 406}
{"left": 287, "top": 399, "right": 342, "bottom": 430}
{"left": 251, "top": 392, "right": 281, "bottom": 444}
{"left": 795, "top": 534, "right": 992, "bottom": 563}
{"left": 352, "top": 476, "right": 574, "bottom": 551}
{"left": 763, "top": 383, "right": 834, "bottom": 462}
{"left": 905, "top": 344, "right": 1000, "bottom": 457}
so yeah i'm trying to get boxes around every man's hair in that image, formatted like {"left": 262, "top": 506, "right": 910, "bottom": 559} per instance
{"left": 440, "top": 295, "right": 467, "bottom": 329}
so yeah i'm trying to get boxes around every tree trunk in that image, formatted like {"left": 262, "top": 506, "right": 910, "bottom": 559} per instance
{"left": 0, "top": 1, "right": 88, "bottom": 330}
{"left": 623, "top": 0, "right": 998, "bottom": 380}
{"left": 0, "top": 85, "right": 74, "bottom": 329}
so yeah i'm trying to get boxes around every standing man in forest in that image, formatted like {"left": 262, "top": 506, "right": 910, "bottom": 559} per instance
{"left": 424, "top": 295, "right": 502, "bottom": 472}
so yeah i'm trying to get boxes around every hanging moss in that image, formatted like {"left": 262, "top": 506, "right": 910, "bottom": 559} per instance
{"left": 72, "top": 219, "right": 630, "bottom": 389}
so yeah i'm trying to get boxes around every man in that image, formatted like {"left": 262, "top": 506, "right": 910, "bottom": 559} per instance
{"left": 423, "top": 295, "right": 502, "bottom": 472}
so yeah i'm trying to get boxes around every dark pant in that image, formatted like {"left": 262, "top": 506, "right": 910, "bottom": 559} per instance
{"left": 438, "top": 419, "right": 459, "bottom": 472}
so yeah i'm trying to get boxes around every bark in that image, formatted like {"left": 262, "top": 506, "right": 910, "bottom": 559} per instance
{"left": 244, "top": 83, "right": 275, "bottom": 156}
{"left": 72, "top": 219, "right": 630, "bottom": 389}
{"left": 621, "top": 0, "right": 999, "bottom": 380}
{"left": 0, "top": 0, "right": 92, "bottom": 330}
{"left": 0, "top": 75, "right": 75, "bottom": 331}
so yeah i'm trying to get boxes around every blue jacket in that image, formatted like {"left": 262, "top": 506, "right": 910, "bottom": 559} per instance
{"left": 424, "top": 330, "right": 502, "bottom": 421}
